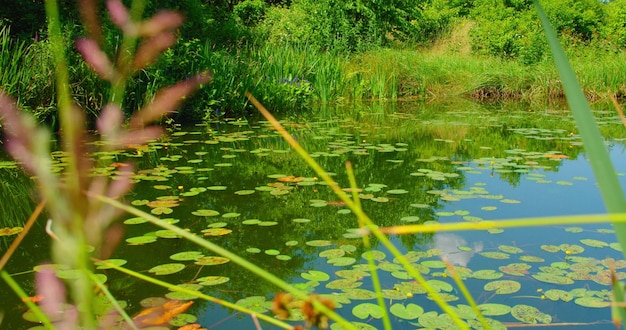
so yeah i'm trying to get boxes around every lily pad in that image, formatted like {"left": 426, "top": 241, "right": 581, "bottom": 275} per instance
{"left": 195, "top": 256, "right": 230, "bottom": 266}
{"left": 169, "top": 251, "right": 204, "bottom": 261}
{"left": 149, "top": 263, "right": 185, "bottom": 275}
{"left": 478, "top": 303, "right": 511, "bottom": 316}
{"left": 192, "top": 209, "right": 220, "bottom": 217}
{"left": 532, "top": 273, "right": 574, "bottom": 285}
{"left": 484, "top": 280, "right": 521, "bottom": 294}
{"left": 352, "top": 303, "right": 383, "bottom": 319}
{"left": 301, "top": 270, "right": 330, "bottom": 282}
{"left": 390, "top": 303, "right": 423, "bottom": 320}
{"left": 511, "top": 304, "right": 552, "bottom": 324}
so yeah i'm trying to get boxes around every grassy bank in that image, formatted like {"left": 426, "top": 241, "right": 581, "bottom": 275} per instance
{"left": 3, "top": 26, "right": 626, "bottom": 125}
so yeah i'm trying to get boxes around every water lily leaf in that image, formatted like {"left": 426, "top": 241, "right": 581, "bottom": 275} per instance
{"left": 207, "top": 186, "right": 227, "bottom": 190}
{"left": 207, "top": 222, "right": 228, "bottom": 228}
{"left": 202, "top": 228, "right": 232, "bottom": 236}
{"left": 293, "top": 218, "right": 311, "bottom": 223}
{"left": 500, "top": 199, "right": 520, "bottom": 204}
{"left": 361, "top": 250, "right": 386, "bottom": 261}
{"left": 472, "top": 269, "right": 503, "bottom": 280}
{"left": 222, "top": 212, "right": 240, "bottom": 218}
{"left": 532, "top": 273, "right": 574, "bottom": 285}
{"left": 151, "top": 206, "right": 173, "bottom": 215}
{"left": 306, "top": 240, "right": 333, "bottom": 247}
{"left": 544, "top": 289, "right": 573, "bottom": 302}
{"left": 426, "top": 279, "right": 453, "bottom": 292}
{"left": 519, "top": 255, "right": 544, "bottom": 263}
{"left": 499, "top": 263, "right": 531, "bottom": 276}
{"left": 192, "top": 209, "right": 220, "bottom": 217}
{"left": 326, "top": 279, "right": 361, "bottom": 289}
{"left": 320, "top": 249, "right": 346, "bottom": 258}
{"left": 242, "top": 219, "right": 261, "bottom": 225}
{"left": 390, "top": 303, "right": 423, "bottom": 320}
{"left": 194, "top": 256, "right": 230, "bottom": 266}
{"left": 124, "top": 217, "right": 149, "bottom": 225}
{"left": 484, "top": 280, "right": 521, "bottom": 294}
{"left": 511, "top": 304, "right": 552, "bottom": 324}
{"left": 276, "top": 255, "right": 292, "bottom": 261}
{"left": 481, "top": 206, "right": 497, "bottom": 211}
{"left": 371, "top": 197, "right": 389, "bottom": 203}
{"left": 95, "top": 259, "right": 127, "bottom": 269}
{"left": 559, "top": 244, "right": 585, "bottom": 254}
{"left": 400, "top": 216, "right": 421, "bottom": 222}
{"left": 126, "top": 235, "right": 157, "bottom": 245}
{"left": 264, "top": 249, "right": 280, "bottom": 256}
{"left": 328, "top": 257, "right": 356, "bottom": 266}
{"left": 478, "top": 303, "right": 511, "bottom": 316}
{"left": 565, "top": 227, "right": 584, "bottom": 233}
{"left": 246, "top": 247, "right": 261, "bottom": 253}
{"left": 235, "top": 296, "right": 271, "bottom": 313}
{"left": 498, "top": 245, "right": 523, "bottom": 254}
{"left": 258, "top": 221, "right": 278, "bottom": 226}
{"left": 352, "top": 303, "right": 383, "bottom": 319}
{"left": 343, "top": 288, "right": 377, "bottom": 300}
{"left": 387, "top": 189, "right": 408, "bottom": 195}
{"left": 169, "top": 251, "right": 203, "bottom": 261}
{"left": 421, "top": 260, "right": 447, "bottom": 268}
{"left": 165, "top": 291, "right": 199, "bottom": 301}
{"left": 155, "top": 230, "right": 180, "bottom": 238}
{"left": 336, "top": 270, "right": 369, "bottom": 280}
{"left": 234, "top": 190, "right": 255, "bottom": 195}
{"left": 149, "top": 263, "right": 185, "bottom": 275}
{"left": 480, "top": 252, "right": 510, "bottom": 260}
{"left": 574, "top": 297, "right": 610, "bottom": 308}
{"left": 301, "top": 270, "right": 330, "bottom": 282}
{"left": 285, "top": 240, "right": 299, "bottom": 246}
{"left": 436, "top": 211, "right": 455, "bottom": 217}
{"left": 580, "top": 239, "right": 608, "bottom": 248}
{"left": 541, "top": 245, "right": 561, "bottom": 253}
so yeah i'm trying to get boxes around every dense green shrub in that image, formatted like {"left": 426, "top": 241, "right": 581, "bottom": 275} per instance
{"left": 234, "top": 0, "right": 267, "bottom": 26}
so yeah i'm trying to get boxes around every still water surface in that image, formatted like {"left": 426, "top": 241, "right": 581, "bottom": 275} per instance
{"left": 2, "top": 101, "right": 626, "bottom": 329}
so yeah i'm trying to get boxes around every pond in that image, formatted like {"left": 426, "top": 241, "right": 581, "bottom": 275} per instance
{"left": 2, "top": 100, "right": 626, "bottom": 329}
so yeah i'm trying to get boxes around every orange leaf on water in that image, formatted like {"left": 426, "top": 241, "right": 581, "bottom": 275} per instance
{"left": 132, "top": 300, "right": 193, "bottom": 327}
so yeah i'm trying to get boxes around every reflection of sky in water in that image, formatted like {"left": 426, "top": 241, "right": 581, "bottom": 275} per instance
{"left": 196, "top": 142, "right": 626, "bottom": 329}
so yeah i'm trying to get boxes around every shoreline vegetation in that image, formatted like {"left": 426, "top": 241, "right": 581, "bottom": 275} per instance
{"left": 2, "top": 1, "right": 626, "bottom": 125}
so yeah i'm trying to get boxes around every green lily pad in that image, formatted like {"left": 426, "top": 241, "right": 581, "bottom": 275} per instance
{"left": 472, "top": 269, "right": 503, "bottom": 280}
{"left": 197, "top": 276, "right": 229, "bottom": 286}
{"left": 126, "top": 235, "right": 157, "bottom": 245}
{"left": 301, "top": 270, "right": 330, "bottom": 282}
{"left": 235, "top": 296, "right": 271, "bottom": 313}
{"left": 580, "top": 239, "right": 609, "bottom": 248}
{"left": 511, "top": 304, "right": 552, "bottom": 324}
{"left": 328, "top": 257, "right": 357, "bottom": 266}
{"left": 390, "top": 303, "right": 423, "bottom": 320}
{"left": 484, "top": 280, "right": 521, "bottom": 294}
{"left": 192, "top": 209, "right": 220, "bottom": 217}
{"left": 242, "top": 219, "right": 261, "bottom": 225}
{"left": 480, "top": 252, "right": 510, "bottom": 260}
{"left": 320, "top": 249, "right": 346, "bottom": 258}
{"left": 498, "top": 245, "right": 523, "bottom": 254}
{"left": 306, "top": 240, "right": 333, "bottom": 247}
{"left": 326, "top": 279, "right": 362, "bottom": 289}
{"left": 207, "top": 185, "right": 228, "bottom": 190}
{"left": 387, "top": 189, "right": 409, "bottom": 195}
{"left": 95, "top": 259, "right": 127, "bottom": 269}
{"left": 169, "top": 251, "right": 204, "bottom": 261}
{"left": 343, "top": 288, "right": 378, "bottom": 300}
{"left": 124, "top": 217, "right": 149, "bottom": 225}
{"left": 544, "top": 289, "right": 573, "bottom": 302}
{"left": 361, "top": 250, "right": 386, "bottom": 261}
{"left": 264, "top": 249, "right": 280, "bottom": 256}
{"left": 234, "top": 190, "right": 256, "bottom": 195}
{"left": 195, "top": 256, "right": 230, "bottom": 266}
{"left": 148, "top": 263, "right": 185, "bottom": 275}
{"left": 352, "top": 303, "right": 383, "bottom": 319}
{"left": 532, "top": 273, "right": 574, "bottom": 285}
{"left": 574, "top": 297, "right": 610, "bottom": 308}
{"left": 478, "top": 303, "right": 511, "bottom": 316}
